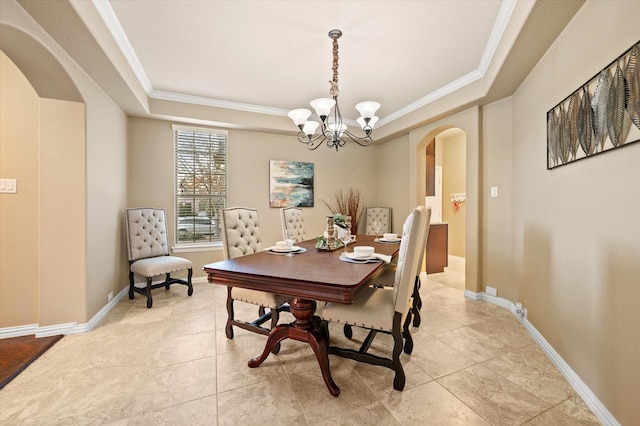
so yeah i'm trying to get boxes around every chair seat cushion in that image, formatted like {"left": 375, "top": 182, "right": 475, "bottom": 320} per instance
{"left": 130, "top": 256, "right": 192, "bottom": 277}
{"left": 319, "top": 286, "right": 395, "bottom": 332}
{"left": 231, "top": 287, "right": 289, "bottom": 308}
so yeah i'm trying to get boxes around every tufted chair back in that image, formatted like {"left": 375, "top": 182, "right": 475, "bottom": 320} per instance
{"left": 220, "top": 207, "right": 263, "bottom": 260}
{"left": 125, "top": 208, "right": 170, "bottom": 262}
{"left": 365, "top": 207, "right": 392, "bottom": 235}
{"left": 280, "top": 207, "right": 306, "bottom": 242}
{"left": 392, "top": 206, "right": 430, "bottom": 319}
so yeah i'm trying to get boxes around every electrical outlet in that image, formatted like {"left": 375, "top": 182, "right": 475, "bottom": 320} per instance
{"left": 486, "top": 286, "right": 497, "bottom": 297}
{"left": 108, "top": 291, "right": 113, "bottom": 302}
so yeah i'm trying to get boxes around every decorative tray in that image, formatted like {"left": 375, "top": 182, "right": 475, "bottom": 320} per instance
{"left": 315, "top": 237, "right": 345, "bottom": 252}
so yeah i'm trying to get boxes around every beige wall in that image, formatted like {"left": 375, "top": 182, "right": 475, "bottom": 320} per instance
{"left": 1, "top": 0, "right": 129, "bottom": 327}
{"left": 0, "top": 51, "right": 40, "bottom": 327}
{"left": 39, "top": 98, "right": 86, "bottom": 325}
{"left": 128, "top": 117, "right": 380, "bottom": 278}
{"left": 482, "top": 97, "right": 514, "bottom": 299}
{"left": 505, "top": 2, "right": 639, "bottom": 423}
{"left": 440, "top": 132, "right": 466, "bottom": 257}
{"left": 0, "top": 52, "right": 87, "bottom": 327}
{"left": 376, "top": 135, "right": 411, "bottom": 233}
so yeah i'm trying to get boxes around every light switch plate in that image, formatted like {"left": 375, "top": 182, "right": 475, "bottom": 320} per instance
{"left": 490, "top": 186, "right": 498, "bottom": 198}
{"left": 0, "top": 178, "right": 17, "bottom": 194}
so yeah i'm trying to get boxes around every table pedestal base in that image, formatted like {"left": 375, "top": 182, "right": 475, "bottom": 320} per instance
{"left": 247, "top": 298, "right": 340, "bottom": 397}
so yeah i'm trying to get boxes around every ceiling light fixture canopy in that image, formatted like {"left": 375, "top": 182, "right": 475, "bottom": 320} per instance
{"left": 288, "top": 29, "right": 380, "bottom": 151}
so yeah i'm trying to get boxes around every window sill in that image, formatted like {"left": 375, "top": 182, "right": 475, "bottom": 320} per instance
{"left": 172, "top": 242, "right": 222, "bottom": 253}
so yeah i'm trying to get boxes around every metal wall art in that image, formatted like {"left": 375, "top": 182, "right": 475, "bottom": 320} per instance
{"left": 269, "top": 160, "right": 314, "bottom": 207}
{"left": 547, "top": 41, "right": 640, "bottom": 169}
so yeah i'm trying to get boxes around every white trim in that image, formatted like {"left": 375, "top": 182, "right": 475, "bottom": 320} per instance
{"left": 172, "top": 242, "right": 222, "bottom": 253}
{"left": 170, "top": 124, "right": 228, "bottom": 135}
{"left": 464, "top": 290, "right": 620, "bottom": 426}
{"left": 156, "top": 90, "right": 287, "bottom": 116}
{"left": 0, "top": 324, "right": 38, "bottom": 339}
{"left": 92, "top": 0, "right": 153, "bottom": 94}
{"left": 1, "top": 277, "right": 209, "bottom": 339}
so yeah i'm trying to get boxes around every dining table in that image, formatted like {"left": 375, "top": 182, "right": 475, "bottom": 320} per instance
{"left": 203, "top": 234, "right": 400, "bottom": 396}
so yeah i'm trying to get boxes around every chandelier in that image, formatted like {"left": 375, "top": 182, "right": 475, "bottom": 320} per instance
{"left": 288, "top": 29, "right": 380, "bottom": 151}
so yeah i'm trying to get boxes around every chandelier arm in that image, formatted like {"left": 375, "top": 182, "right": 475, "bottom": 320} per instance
{"left": 341, "top": 129, "right": 373, "bottom": 147}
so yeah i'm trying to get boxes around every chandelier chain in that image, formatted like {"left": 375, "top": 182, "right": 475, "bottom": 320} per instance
{"left": 330, "top": 37, "right": 339, "bottom": 97}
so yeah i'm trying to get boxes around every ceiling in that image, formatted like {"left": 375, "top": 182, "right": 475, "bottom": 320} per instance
{"left": 12, "top": 0, "right": 585, "bottom": 139}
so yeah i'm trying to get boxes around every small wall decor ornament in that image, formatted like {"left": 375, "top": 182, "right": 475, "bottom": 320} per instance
{"left": 547, "top": 41, "right": 640, "bottom": 169}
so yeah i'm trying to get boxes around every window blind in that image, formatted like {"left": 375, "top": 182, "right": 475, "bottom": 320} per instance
{"left": 174, "top": 126, "right": 227, "bottom": 244}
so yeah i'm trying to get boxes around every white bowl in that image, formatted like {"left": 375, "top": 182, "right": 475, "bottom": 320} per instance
{"left": 383, "top": 233, "right": 398, "bottom": 240}
{"left": 275, "top": 241, "right": 289, "bottom": 250}
{"left": 353, "top": 246, "right": 375, "bottom": 258}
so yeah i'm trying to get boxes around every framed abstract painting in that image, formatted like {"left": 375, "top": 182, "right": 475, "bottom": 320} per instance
{"left": 269, "top": 160, "right": 314, "bottom": 207}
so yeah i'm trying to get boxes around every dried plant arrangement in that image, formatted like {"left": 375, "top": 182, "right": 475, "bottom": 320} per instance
{"left": 319, "top": 187, "right": 365, "bottom": 235}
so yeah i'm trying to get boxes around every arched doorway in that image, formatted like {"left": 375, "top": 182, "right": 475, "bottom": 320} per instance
{"left": 0, "top": 25, "right": 86, "bottom": 331}
{"left": 409, "top": 106, "right": 481, "bottom": 294}
{"left": 424, "top": 128, "right": 466, "bottom": 289}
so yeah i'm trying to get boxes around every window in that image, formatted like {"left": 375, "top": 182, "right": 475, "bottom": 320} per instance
{"left": 173, "top": 125, "right": 227, "bottom": 245}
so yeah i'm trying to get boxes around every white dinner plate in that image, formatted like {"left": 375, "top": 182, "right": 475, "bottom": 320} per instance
{"left": 344, "top": 252, "right": 377, "bottom": 261}
{"left": 378, "top": 238, "right": 401, "bottom": 243}
{"left": 268, "top": 246, "right": 302, "bottom": 253}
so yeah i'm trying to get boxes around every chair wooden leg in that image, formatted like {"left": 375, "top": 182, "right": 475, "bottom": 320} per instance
{"left": 165, "top": 273, "right": 171, "bottom": 290}
{"left": 343, "top": 324, "right": 353, "bottom": 339}
{"left": 403, "top": 312, "right": 414, "bottom": 354}
{"left": 187, "top": 268, "right": 193, "bottom": 296}
{"left": 392, "top": 313, "right": 406, "bottom": 390}
{"left": 145, "top": 277, "right": 153, "bottom": 308}
{"left": 269, "top": 308, "right": 281, "bottom": 354}
{"left": 128, "top": 271, "right": 135, "bottom": 299}
{"left": 320, "top": 319, "right": 330, "bottom": 342}
{"left": 225, "top": 287, "right": 234, "bottom": 339}
{"left": 412, "top": 276, "right": 422, "bottom": 327}
{"left": 359, "top": 330, "right": 378, "bottom": 353}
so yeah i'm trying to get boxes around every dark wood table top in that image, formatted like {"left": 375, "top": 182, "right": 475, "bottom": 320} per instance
{"left": 204, "top": 235, "right": 400, "bottom": 303}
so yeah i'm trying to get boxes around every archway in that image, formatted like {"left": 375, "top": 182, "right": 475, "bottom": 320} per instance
{"left": 421, "top": 127, "right": 467, "bottom": 287}
{"left": 0, "top": 24, "right": 86, "bottom": 331}
{"left": 408, "top": 106, "right": 481, "bottom": 294}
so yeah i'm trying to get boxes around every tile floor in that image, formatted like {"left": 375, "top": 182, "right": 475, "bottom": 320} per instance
{"left": 0, "top": 259, "right": 601, "bottom": 425}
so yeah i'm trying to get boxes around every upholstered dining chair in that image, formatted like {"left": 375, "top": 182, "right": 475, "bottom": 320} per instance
{"left": 319, "top": 206, "right": 429, "bottom": 391}
{"left": 365, "top": 206, "right": 392, "bottom": 235}
{"left": 125, "top": 208, "right": 193, "bottom": 308}
{"left": 220, "top": 207, "right": 289, "bottom": 352}
{"left": 373, "top": 209, "right": 432, "bottom": 328}
{"left": 280, "top": 207, "right": 306, "bottom": 243}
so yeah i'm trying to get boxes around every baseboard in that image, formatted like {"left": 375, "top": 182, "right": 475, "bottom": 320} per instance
{"left": 464, "top": 290, "right": 620, "bottom": 426}
{"left": 0, "top": 324, "right": 39, "bottom": 339}
{"left": 1, "top": 276, "right": 209, "bottom": 339}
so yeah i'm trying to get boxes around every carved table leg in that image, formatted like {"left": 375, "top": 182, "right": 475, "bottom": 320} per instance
{"left": 247, "top": 297, "right": 340, "bottom": 397}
